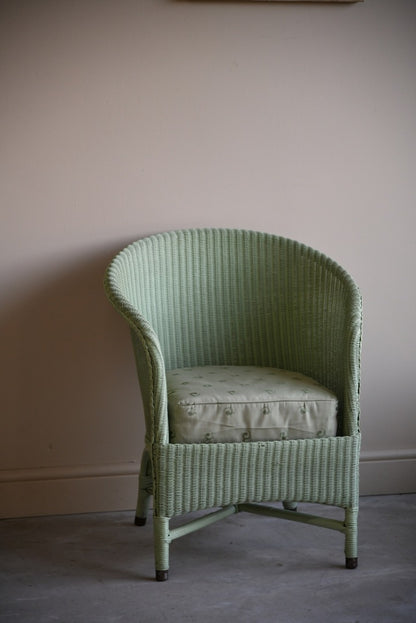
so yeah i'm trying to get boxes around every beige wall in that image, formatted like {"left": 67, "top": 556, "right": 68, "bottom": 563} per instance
{"left": 1, "top": 0, "right": 415, "bottom": 518}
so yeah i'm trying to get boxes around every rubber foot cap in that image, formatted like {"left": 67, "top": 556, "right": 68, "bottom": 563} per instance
{"left": 156, "top": 570, "right": 169, "bottom": 582}
{"left": 134, "top": 516, "right": 146, "bottom": 526}
{"left": 346, "top": 557, "right": 358, "bottom": 569}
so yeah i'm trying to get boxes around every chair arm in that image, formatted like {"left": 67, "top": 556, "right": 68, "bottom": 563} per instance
{"left": 104, "top": 274, "right": 169, "bottom": 446}
{"left": 130, "top": 322, "right": 169, "bottom": 446}
{"left": 342, "top": 302, "right": 362, "bottom": 437}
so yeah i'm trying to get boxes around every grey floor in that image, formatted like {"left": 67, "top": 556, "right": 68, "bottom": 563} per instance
{"left": 1, "top": 494, "right": 415, "bottom": 623}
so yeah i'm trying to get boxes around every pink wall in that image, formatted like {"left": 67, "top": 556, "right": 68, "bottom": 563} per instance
{"left": 1, "top": 0, "right": 415, "bottom": 516}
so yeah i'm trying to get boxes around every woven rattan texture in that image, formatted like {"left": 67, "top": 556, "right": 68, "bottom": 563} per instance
{"left": 105, "top": 229, "right": 362, "bottom": 574}
{"left": 155, "top": 435, "right": 360, "bottom": 517}
{"left": 106, "top": 229, "right": 361, "bottom": 433}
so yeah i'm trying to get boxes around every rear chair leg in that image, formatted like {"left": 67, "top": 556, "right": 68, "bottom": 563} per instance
{"left": 283, "top": 500, "right": 298, "bottom": 511}
{"left": 135, "top": 449, "right": 153, "bottom": 526}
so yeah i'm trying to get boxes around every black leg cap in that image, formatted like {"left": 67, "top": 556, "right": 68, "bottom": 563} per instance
{"left": 156, "top": 570, "right": 169, "bottom": 582}
{"left": 346, "top": 557, "right": 358, "bottom": 569}
{"left": 134, "top": 516, "right": 146, "bottom": 526}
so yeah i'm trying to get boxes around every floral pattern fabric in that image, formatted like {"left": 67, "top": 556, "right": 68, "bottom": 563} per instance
{"left": 167, "top": 366, "right": 338, "bottom": 444}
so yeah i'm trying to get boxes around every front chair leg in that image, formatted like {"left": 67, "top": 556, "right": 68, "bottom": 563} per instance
{"left": 344, "top": 507, "right": 358, "bottom": 569}
{"left": 154, "top": 516, "right": 170, "bottom": 581}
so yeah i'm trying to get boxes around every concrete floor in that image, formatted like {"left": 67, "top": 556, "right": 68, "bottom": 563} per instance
{"left": 1, "top": 494, "right": 415, "bottom": 623}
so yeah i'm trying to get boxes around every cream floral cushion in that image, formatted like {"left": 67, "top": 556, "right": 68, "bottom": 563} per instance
{"left": 167, "top": 366, "right": 338, "bottom": 444}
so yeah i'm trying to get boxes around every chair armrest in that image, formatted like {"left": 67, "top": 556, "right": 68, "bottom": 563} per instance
{"left": 130, "top": 323, "right": 169, "bottom": 446}
{"left": 104, "top": 273, "right": 169, "bottom": 446}
{"left": 342, "top": 298, "right": 362, "bottom": 437}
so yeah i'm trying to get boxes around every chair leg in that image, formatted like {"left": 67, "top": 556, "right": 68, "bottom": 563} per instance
{"left": 282, "top": 500, "right": 298, "bottom": 511}
{"left": 344, "top": 507, "right": 358, "bottom": 569}
{"left": 135, "top": 449, "right": 153, "bottom": 526}
{"left": 154, "top": 516, "right": 170, "bottom": 581}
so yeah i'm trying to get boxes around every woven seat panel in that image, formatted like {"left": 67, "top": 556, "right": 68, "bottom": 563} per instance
{"left": 154, "top": 434, "right": 360, "bottom": 518}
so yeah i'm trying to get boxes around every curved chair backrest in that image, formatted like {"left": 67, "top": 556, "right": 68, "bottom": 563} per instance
{"left": 105, "top": 229, "right": 362, "bottom": 444}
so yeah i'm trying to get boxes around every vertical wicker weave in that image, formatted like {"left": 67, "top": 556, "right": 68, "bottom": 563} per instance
{"left": 105, "top": 229, "right": 362, "bottom": 580}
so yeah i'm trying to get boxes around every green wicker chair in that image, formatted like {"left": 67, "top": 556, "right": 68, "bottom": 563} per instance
{"left": 104, "top": 228, "right": 362, "bottom": 581}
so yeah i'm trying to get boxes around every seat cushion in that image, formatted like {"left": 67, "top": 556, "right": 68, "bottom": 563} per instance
{"left": 167, "top": 365, "right": 338, "bottom": 444}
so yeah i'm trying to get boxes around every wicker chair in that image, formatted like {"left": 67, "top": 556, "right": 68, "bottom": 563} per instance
{"left": 104, "top": 228, "right": 362, "bottom": 581}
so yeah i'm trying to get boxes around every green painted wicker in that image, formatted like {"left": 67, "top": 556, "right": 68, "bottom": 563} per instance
{"left": 104, "top": 229, "right": 362, "bottom": 580}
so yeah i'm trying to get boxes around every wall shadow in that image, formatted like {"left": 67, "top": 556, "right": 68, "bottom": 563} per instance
{"left": 0, "top": 245, "right": 144, "bottom": 474}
